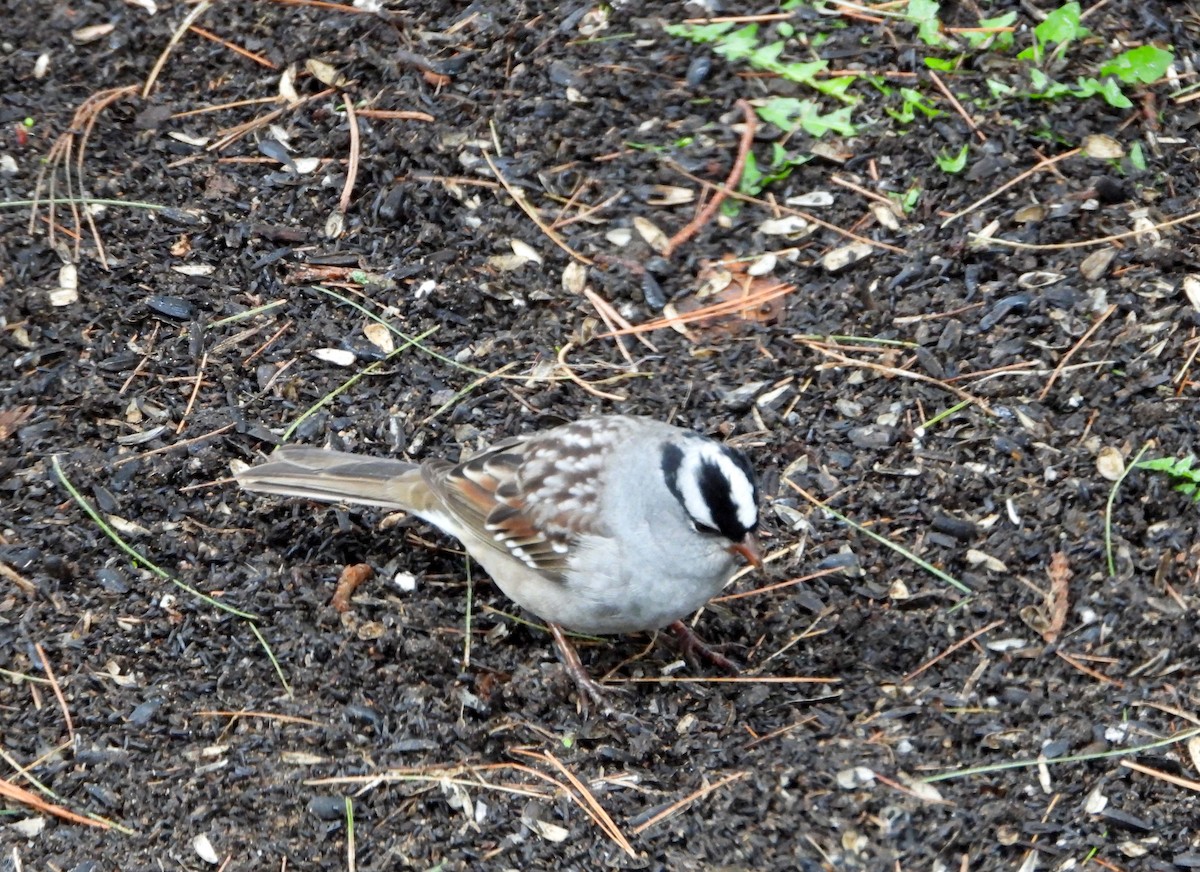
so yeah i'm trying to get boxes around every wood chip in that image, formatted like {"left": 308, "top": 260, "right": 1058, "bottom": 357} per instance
{"left": 870, "top": 202, "right": 901, "bottom": 231}
{"left": 0, "top": 406, "right": 33, "bottom": 441}
{"left": 279, "top": 65, "right": 301, "bottom": 105}
{"left": 746, "top": 253, "right": 777, "bottom": 276}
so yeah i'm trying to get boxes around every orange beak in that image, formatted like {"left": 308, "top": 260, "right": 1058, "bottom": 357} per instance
{"left": 728, "top": 533, "right": 763, "bottom": 569}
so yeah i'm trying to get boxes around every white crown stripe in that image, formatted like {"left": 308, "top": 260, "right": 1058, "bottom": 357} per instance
{"left": 715, "top": 453, "right": 758, "bottom": 531}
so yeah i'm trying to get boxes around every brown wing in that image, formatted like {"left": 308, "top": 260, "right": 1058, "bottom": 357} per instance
{"left": 422, "top": 426, "right": 613, "bottom": 580}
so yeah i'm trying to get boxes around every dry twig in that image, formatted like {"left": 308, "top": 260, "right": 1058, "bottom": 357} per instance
{"left": 977, "top": 209, "right": 1200, "bottom": 251}
{"left": 144, "top": 1, "right": 213, "bottom": 98}
{"left": 1038, "top": 303, "right": 1117, "bottom": 401}
{"left": 512, "top": 749, "right": 636, "bottom": 858}
{"left": 176, "top": 351, "right": 209, "bottom": 435}
{"left": 663, "top": 99, "right": 756, "bottom": 257}
{"left": 801, "top": 340, "right": 995, "bottom": 416}
{"left": 34, "top": 643, "right": 74, "bottom": 742}
{"left": 338, "top": 93, "right": 360, "bottom": 216}
{"left": 556, "top": 342, "right": 627, "bottom": 401}
{"left": 31, "top": 84, "right": 139, "bottom": 263}
{"left": 0, "top": 777, "right": 109, "bottom": 829}
{"left": 602, "top": 280, "right": 793, "bottom": 339}
{"left": 188, "top": 25, "right": 277, "bottom": 69}
{"left": 941, "top": 148, "right": 1080, "bottom": 227}
{"left": 1121, "top": 759, "right": 1200, "bottom": 793}
{"left": 902, "top": 619, "right": 1005, "bottom": 683}
{"left": 630, "top": 771, "right": 749, "bottom": 835}
{"left": 667, "top": 162, "right": 907, "bottom": 255}
{"left": 483, "top": 152, "right": 593, "bottom": 265}
{"left": 928, "top": 70, "right": 986, "bottom": 143}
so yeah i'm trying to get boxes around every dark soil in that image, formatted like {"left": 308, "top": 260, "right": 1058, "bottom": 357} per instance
{"left": 4, "top": 1, "right": 1200, "bottom": 869}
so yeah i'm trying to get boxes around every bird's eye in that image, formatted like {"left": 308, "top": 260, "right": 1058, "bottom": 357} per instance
{"left": 691, "top": 520, "right": 720, "bottom": 536}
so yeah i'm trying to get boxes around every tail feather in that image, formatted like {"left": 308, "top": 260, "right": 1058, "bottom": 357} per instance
{"left": 236, "top": 446, "right": 432, "bottom": 512}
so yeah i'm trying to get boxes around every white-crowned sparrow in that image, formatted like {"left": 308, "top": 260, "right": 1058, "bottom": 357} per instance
{"left": 236, "top": 414, "right": 761, "bottom": 708}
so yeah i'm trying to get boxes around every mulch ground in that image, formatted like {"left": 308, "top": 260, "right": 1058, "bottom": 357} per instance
{"left": 3, "top": 1, "right": 1200, "bottom": 869}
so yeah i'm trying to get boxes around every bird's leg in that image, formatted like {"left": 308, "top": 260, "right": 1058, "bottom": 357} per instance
{"left": 549, "top": 623, "right": 614, "bottom": 715}
{"left": 669, "top": 621, "right": 740, "bottom": 674}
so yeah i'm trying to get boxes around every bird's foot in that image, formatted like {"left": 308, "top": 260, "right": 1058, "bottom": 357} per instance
{"left": 668, "top": 621, "right": 740, "bottom": 674}
{"left": 549, "top": 623, "right": 624, "bottom": 717}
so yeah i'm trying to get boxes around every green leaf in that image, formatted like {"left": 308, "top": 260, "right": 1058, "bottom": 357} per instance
{"left": 756, "top": 97, "right": 856, "bottom": 136}
{"left": 936, "top": 143, "right": 969, "bottom": 173}
{"left": 1129, "top": 141, "right": 1146, "bottom": 170}
{"left": 907, "top": 0, "right": 941, "bottom": 21}
{"left": 889, "top": 185, "right": 922, "bottom": 213}
{"left": 737, "top": 147, "right": 813, "bottom": 197}
{"left": 924, "top": 56, "right": 956, "bottom": 71}
{"left": 1028, "top": 69, "right": 1073, "bottom": 99}
{"left": 962, "top": 12, "right": 1017, "bottom": 50}
{"left": 750, "top": 40, "right": 787, "bottom": 68}
{"left": 1035, "top": 2, "right": 1087, "bottom": 48}
{"left": 908, "top": 0, "right": 945, "bottom": 47}
{"left": 887, "top": 87, "right": 943, "bottom": 122}
{"left": 987, "top": 78, "right": 1016, "bottom": 98}
{"left": 739, "top": 151, "right": 765, "bottom": 195}
{"left": 1076, "top": 76, "right": 1132, "bottom": 108}
{"left": 664, "top": 22, "right": 734, "bottom": 44}
{"left": 775, "top": 59, "right": 828, "bottom": 85}
{"left": 1100, "top": 45, "right": 1174, "bottom": 85}
{"left": 813, "top": 75, "right": 859, "bottom": 102}
{"left": 713, "top": 24, "right": 759, "bottom": 61}
{"left": 863, "top": 74, "right": 894, "bottom": 98}
{"left": 1136, "top": 454, "right": 1200, "bottom": 504}
{"left": 1100, "top": 77, "right": 1132, "bottom": 107}
{"left": 757, "top": 97, "right": 809, "bottom": 131}
{"left": 802, "top": 105, "right": 856, "bottom": 136}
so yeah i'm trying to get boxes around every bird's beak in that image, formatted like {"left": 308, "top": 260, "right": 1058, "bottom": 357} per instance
{"left": 728, "top": 533, "right": 763, "bottom": 570}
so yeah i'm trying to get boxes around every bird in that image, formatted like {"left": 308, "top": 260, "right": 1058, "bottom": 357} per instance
{"left": 235, "top": 414, "right": 762, "bottom": 710}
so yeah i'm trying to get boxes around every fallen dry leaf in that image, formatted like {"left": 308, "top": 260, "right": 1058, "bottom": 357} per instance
{"left": 664, "top": 257, "right": 791, "bottom": 341}
{"left": 1044, "top": 552, "right": 1072, "bottom": 643}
